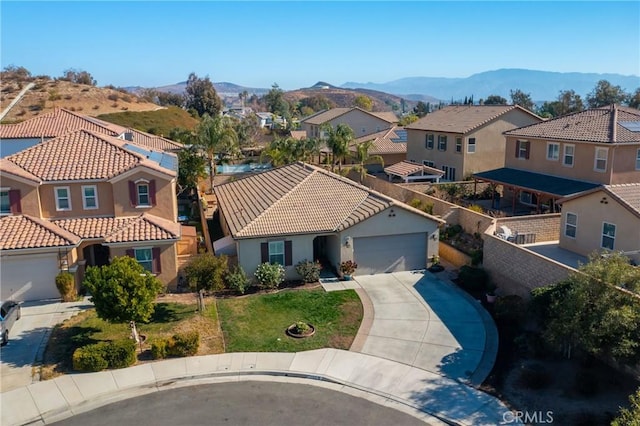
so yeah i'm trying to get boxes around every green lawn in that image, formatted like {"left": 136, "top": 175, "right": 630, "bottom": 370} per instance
{"left": 216, "top": 288, "right": 362, "bottom": 352}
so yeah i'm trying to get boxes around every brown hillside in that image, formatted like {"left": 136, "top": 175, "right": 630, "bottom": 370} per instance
{"left": 1, "top": 78, "right": 162, "bottom": 122}
{"left": 284, "top": 87, "right": 417, "bottom": 113}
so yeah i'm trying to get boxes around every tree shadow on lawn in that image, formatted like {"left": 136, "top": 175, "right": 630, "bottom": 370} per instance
{"left": 149, "top": 303, "right": 198, "bottom": 323}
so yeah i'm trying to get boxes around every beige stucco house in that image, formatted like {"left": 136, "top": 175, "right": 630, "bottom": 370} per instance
{"left": 300, "top": 107, "right": 397, "bottom": 140}
{"left": 214, "top": 162, "right": 443, "bottom": 280}
{"left": 558, "top": 183, "right": 640, "bottom": 264}
{"left": 0, "top": 129, "right": 181, "bottom": 301}
{"left": 346, "top": 126, "right": 407, "bottom": 173}
{"left": 0, "top": 108, "right": 183, "bottom": 158}
{"left": 475, "top": 105, "right": 640, "bottom": 213}
{"left": 405, "top": 105, "right": 542, "bottom": 181}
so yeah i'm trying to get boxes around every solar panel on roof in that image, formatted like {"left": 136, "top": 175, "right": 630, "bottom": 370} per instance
{"left": 391, "top": 129, "right": 408, "bottom": 142}
{"left": 620, "top": 121, "right": 640, "bottom": 132}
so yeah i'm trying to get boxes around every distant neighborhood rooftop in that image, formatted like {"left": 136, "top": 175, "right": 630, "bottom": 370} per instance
{"left": 301, "top": 107, "right": 398, "bottom": 125}
{"left": 405, "top": 105, "right": 539, "bottom": 134}
{"left": 351, "top": 126, "right": 407, "bottom": 154}
{"left": 504, "top": 104, "right": 640, "bottom": 144}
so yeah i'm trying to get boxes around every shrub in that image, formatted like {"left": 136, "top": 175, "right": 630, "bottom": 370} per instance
{"left": 339, "top": 260, "right": 358, "bottom": 275}
{"left": 92, "top": 104, "right": 99, "bottom": 110}
{"left": 167, "top": 331, "right": 200, "bottom": 357}
{"left": 295, "top": 259, "right": 321, "bottom": 283}
{"left": 470, "top": 249, "right": 483, "bottom": 266}
{"left": 107, "top": 93, "right": 119, "bottom": 101}
{"left": 64, "top": 94, "right": 73, "bottom": 100}
{"left": 458, "top": 265, "right": 489, "bottom": 292}
{"left": 409, "top": 199, "right": 422, "bottom": 209}
{"left": 517, "top": 363, "right": 552, "bottom": 390}
{"left": 55, "top": 271, "right": 76, "bottom": 302}
{"left": 73, "top": 343, "right": 109, "bottom": 372}
{"left": 48, "top": 90, "right": 61, "bottom": 101}
{"left": 226, "top": 265, "right": 250, "bottom": 294}
{"left": 151, "top": 339, "right": 168, "bottom": 359}
{"left": 184, "top": 253, "right": 228, "bottom": 292}
{"left": 467, "top": 204, "right": 484, "bottom": 213}
{"left": 254, "top": 262, "right": 285, "bottom": 289}
{"left": 494, "top": 295, "right": 526, "bottom": 326}
{"left": 103, "top": 339, "right": 137, "bottom": 369}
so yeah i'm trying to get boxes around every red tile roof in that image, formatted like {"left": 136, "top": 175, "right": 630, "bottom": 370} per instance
{"left": 406, "top": 105, "right": 539, "bottom": 134}
{"left": 53, "top": 214, "right": 180, "bottom": 243}
{"left": 505, "top": 105, "right": 640, "bottom": 144}
{"left": 0, "top": 215, "right": 80, "bottom": 250}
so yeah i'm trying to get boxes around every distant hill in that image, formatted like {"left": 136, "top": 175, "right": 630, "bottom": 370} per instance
{"left": 97, "top": 106, "right": 200, "bottom": 135}
{"left": 342, "top": 69, "right": 640, "bottom": 102}
{"left": 134, "top": 81, "right": 270, "bottom": 97}
{"left": 1, "top": 78, "right": 161, "bottom": 123}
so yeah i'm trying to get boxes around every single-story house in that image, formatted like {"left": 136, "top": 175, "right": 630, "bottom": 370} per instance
{"left": 214, "top": 162, "right": 444, "bottom": 278}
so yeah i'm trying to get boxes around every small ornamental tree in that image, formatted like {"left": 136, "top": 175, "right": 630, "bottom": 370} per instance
{"left": 184, "top": 253, "right": 228, "bottom": 292}
{"left": 83, "top": 256, "right": 164, "bottom": 342}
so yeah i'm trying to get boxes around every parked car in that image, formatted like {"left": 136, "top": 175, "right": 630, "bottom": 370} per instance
{"left": 0, "top": 300, "right": 21, "bottom": 345}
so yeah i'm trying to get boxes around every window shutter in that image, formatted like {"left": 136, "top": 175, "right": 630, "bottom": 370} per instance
{"left": 126, "top": 249, "right": 134, "bottom": 258}
{"left": 515, "top": 141, "right": 520, "bottom": 158}
{"left": 284, "top": 240, "right": 292, "bottom": 266}
{"left": 128, "top": 181, "right": 136, "bottom": 206}
{"left": 8, "top": 190, "right": 21, "bottom": 213}
{"left": 152, "top": 247, "right": 161, "bottom": 274}
{"left": 261, "top": 243, "right": 268, "bottom": 263}
{"left": 525, "top": 142, "right": 530, "bottom": 159}
{"left": 149, "top": 180, "right": 157, "bottom": 206}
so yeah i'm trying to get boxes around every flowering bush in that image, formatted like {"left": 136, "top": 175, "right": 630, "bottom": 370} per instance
{"left": 339, "top": 260, "right": 358, "bottom": 275}
{"left": 295, "top": 259, "right": 322, "bottom": 283}
{"left": 254, "top": 262, "right": 285, "bottom": 289}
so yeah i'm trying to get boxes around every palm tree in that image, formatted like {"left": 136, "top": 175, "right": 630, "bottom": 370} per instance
{"left": 195, "top": 114, "right": 239, "bottom": 192}
{"left": 353, "top": 140, "right": 384, "bottom": 183}
{"left": 300, "top": 137, "right": 322, "bottom": 164}
{"left": 323, "top": 123, "right": 354, "bottom": 172}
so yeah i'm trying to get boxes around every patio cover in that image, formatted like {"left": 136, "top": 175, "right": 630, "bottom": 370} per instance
{"left": 384, "top": 160, "right": 444, "bottom": 182}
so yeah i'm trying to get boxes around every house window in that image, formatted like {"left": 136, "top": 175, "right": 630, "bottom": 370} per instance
{"left": 0, "top": 190, "right": 9, "bottom": 215}
{"left": 134, "top": 248, "right": 153, "bottom": 272}
{"left": 55, "top": 186, "right": 71, "bottom": 211}
{"left": 563, "top": 144, "right": 575, "bottom": 167}
{"left": 636, "top": 149, "right": 640, "bottom": 170}
{"left": 438, "top": 135, "right": 447, "bottom": 151}
{"left": 565, "top": 212, "right": 577, "bottom": 238}
{"left": 137, "top": 182, "right": 150, "bottom": 206}
{"left": 268, "top": 241, "right": 285, "bottom": 265}
{"left": 467, "top": 138, "right": 476, "bottom": 153}
{"left": 547, "top": 142, "right": 559, "bottom": 161}
{"left": 602, "top": 222, "right": 616, "bottom": 250}
{"left": 442, "top": 165, "right": 456, "bottom": 181}
{"left": 594, "top": 147, "right": 608, "bottom": 172}
{"left": 82, "top": 185, "right": 98, "bottom": 210}
{"left": 426, "top": 134, "right": 434, "bottom": 149}
{"left": 455, "top": 137, "right": 462, "bottom": 153}
{"left": 519, "top": 191, "right": 538, "bottom": 206}
{"left": 516, "top": 140, "right": 530, "bottom": 159}
{"left": 422, "top": 160, "right": 435, "bottom": 168}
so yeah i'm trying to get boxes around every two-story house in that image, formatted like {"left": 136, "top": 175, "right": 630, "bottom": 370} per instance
{"left": 300, "top": 107, "right": 397, "bottom": 140}
{"left": 0, "top": 108, "right": 183, "bottom": 157}
{"left": 405, "top": 105, "right": 542, "bottom": 182}
{"left": 0, "top": 129, "right": 181, "bottom": 301}
{"left": 474, "top": 105, "right": 640, "bottom": 213}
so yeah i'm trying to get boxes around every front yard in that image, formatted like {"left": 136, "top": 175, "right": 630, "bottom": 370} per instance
{"left": 41, "top": 287, "right": 362, "bottom": 378}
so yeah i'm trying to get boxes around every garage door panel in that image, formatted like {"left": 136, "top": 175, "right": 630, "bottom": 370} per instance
{"left": 353, "top": 233, "right": 426, "bottom": 275}
{"left": 1, "top": 255, "right": 60, "bottom": 301}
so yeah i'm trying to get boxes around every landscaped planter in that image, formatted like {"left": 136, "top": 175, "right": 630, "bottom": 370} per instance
{"left": 286, "top": 322, "right": 316, "bottom": 338}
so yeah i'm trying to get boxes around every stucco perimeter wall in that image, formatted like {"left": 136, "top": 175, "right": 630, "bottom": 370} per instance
{"left": 495, "top": 214, "right": 561, "bottom": 242}
{"left": 483, "top": 235, "right": 574, "bottom": 299}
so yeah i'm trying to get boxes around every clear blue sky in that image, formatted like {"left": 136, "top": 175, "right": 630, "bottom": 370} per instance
{"left": 2, "top": 1, "right": 639, "bottom": 90}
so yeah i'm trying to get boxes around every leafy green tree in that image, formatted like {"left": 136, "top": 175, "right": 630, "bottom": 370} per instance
{"left": 556, "top": 89, "right": 584, "bottom": 115}
{"left": 177, "top": 146, "right": 207, "bottom": 194}
{"left": 61, "top": 68, "right": 96, "bottom": 86}
{"left": 509, "top": 89, "right": 535, "bottom": 112}
{"left": 195, "top": 114, "right": 239, "bottom": 191}
{"left": 260, "top": 137, "right": 298, "bottom": 166}
{"left": 184, "top": 253, "right": 228, "bottom": 292}
{"left": 413, "top": 101, "right": 429, "bottom": 117}
{"left": 264, "top": 83, "right": 291, "bottom": 123}
{"left": 157, "top": 92, "right": 184, "bottom": 107}
{"left": 587, "top": 79, "right": 629, "bottom": 108}
{"left": 184, "top": 72, "right": 223, "bottom": 117}
{"left": 232, "top": 113, "right": 261, "bottom": 148}
{"left": 531, "top": 252, "right": 640, "bottom": 362}
{"left": 612, "top": 387, "right": 640, "bottom": 426}
{"left": 627, "top": 88, "right": 640, "bottom": 109}
{"left": 398, "top": 114, "right": 419, "bottom": 126}
{"left": 483, "top": 95, "right": 508, "bottom": 105}
{"left": 83, "top": 256, "right": 164, "bottom": 341}
{"left": 297, "top": 95, "right": 335, "bottom": 114}
{"left": 353, "top": 95, "right": 373, "bottom": 111}
{"left": 323, "top": 123, "right": 354, "bottom": 172}
{"left": 353, "top": 140, "right": 384, "bottom": 182}
{"left": 2, "top": 65, "right": 32, "bottom": 81}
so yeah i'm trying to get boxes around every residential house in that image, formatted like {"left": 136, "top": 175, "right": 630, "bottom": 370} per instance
{"left": 0, "top": 108, "right": 183, "bottom": 157}
{"left": 558, "top": 183, "right": 640, "bottom": 264}
{"left": 475, "top": 105, "right": 640, "bottom": 212}
{"left": 405, "top": 105, "right": 542, "bottom": 181}
{"left": 300, "top": 107, "right": 397, "bottom": 140}
{"left": 214, "top": 162, "right": 443, "bottom": 278}
{"left": 347, "top": 126, "right": 407, "bottom": 173}
{"left": 0, "top": 129, "right": 181, "bottom": 301}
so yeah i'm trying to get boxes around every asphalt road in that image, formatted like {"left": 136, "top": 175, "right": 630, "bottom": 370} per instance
{"left": 52, "top": 381, "right": 431, "bottom": 426}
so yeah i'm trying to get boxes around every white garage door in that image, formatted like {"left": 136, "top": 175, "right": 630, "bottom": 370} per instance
{"left": 1, "top": 254, "right": 60, "bottom": 301}
{"left": 353, "top": 233, "right": 427, "bottom": 275}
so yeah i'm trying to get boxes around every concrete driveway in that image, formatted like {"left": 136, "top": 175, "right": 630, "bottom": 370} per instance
{"left": 349, "top": 271, "right": 497, "bottom": 385}
{"left": 0, "top": 298, "right": 92, "bottom": 393}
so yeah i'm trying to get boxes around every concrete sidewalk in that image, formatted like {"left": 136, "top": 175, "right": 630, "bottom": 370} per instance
{"left": 0, "top": 349, "right": 514, "bottom": 426}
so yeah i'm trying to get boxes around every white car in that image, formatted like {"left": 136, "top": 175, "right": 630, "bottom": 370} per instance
{"left": 0, "top": 300, "right": 21, "bottom": 345}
